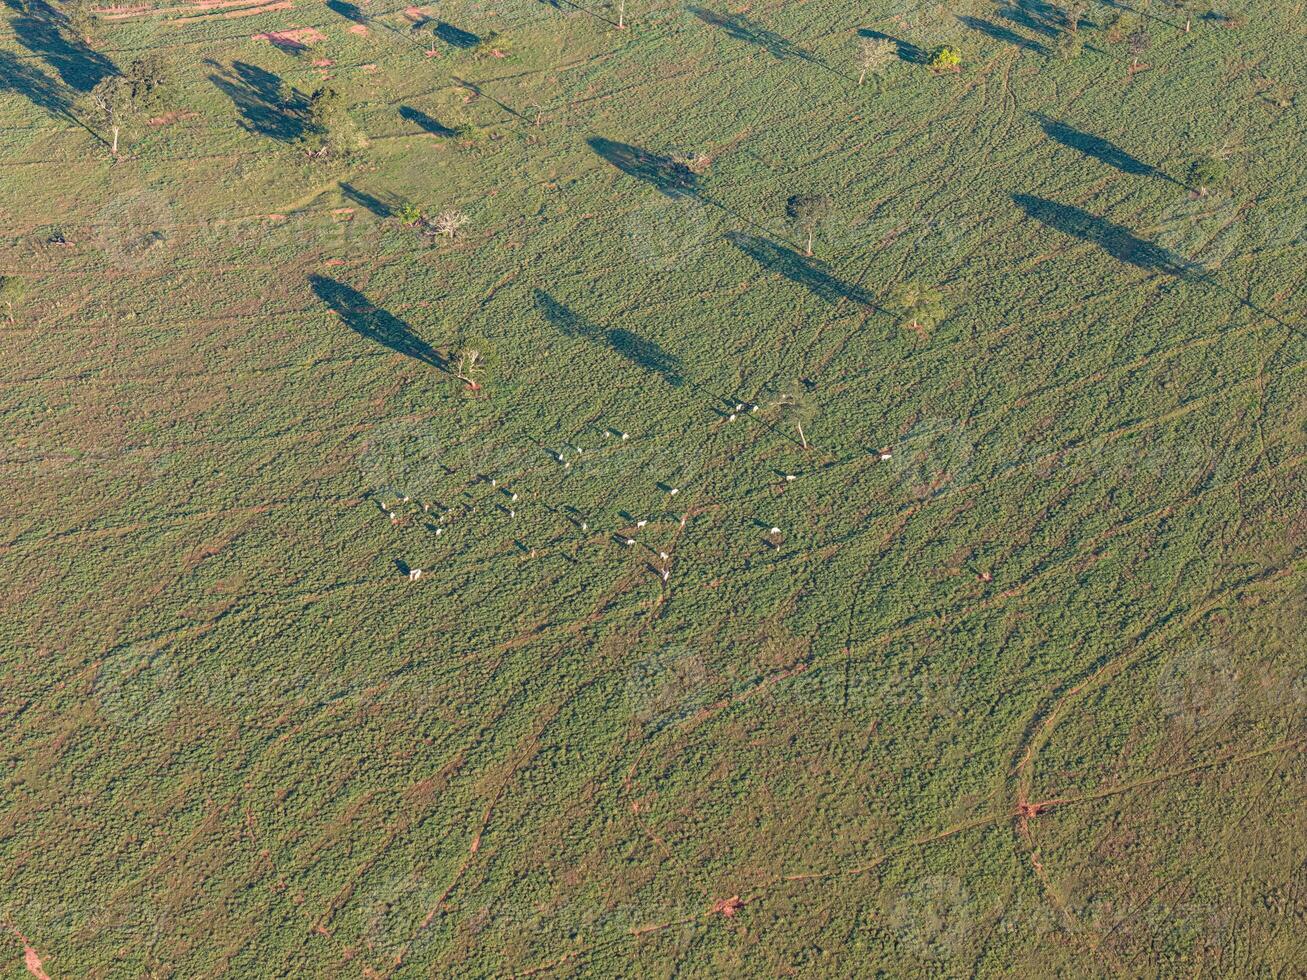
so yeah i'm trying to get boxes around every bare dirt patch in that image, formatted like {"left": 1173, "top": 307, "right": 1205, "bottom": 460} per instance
{"left": 253, "top": 26, "right": 326, "bottom": 48}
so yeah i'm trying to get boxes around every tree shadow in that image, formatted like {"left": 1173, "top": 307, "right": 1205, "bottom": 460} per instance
{"left": 339, "top": 182, "right": 395, "bottom": 218}
{"left": 1012, "top": 194, "right": 1188, "bottom": 275}
{"left": 691, "top": 6, "right": 851, "bottom": 78}
{"left": 689, "top": 6, "right": 802, "bottom": 58}
{"left": 958, "top": 15, "right": 1046, "bottom": 54}
{"left": 856, "top": 27, "right": 923, "bottom": 63}
{"left": 998, "top": 0, "right": 1063, "bottom": 37}
{"left": 433, "top": 21, "right": 479, "bottom": 47}
{"left": 1014, "top": 194, "right": 1302, "bottom": 337}
{"left": 534, "top": 289, "right": 683, "bottom": 386}
{"left": 399, "top": 104, "right": 454, "bottom": 136}
{"left": 7, "top": 0, "right": 115, "bottom": 92}
{"left": 208, "top": 61, "right": 307, "bottom": 142}
{"left": 265, "top": 34, "right": 308, "bottom": 56}
{"left": 310, "top": 276, "right": 445, "bottom": 367}
{"left": 450, "top": 75, "right": 524, "bottom": 121}
{"left": 0, "top": 49, "right": 72, "bottom": 118}
{"left": 726, "top": 232, "right": 878, "bottom": 307}
{"left": 588, "top": 137, "right": 699, "bottom": 198}
{"left": 608, "top": 329, "right": 683, "bottom": 385}
{"left": 326, "top": 0, "right": 364, "bottom": 21}
{"left": 1033, "top": 113, "right": 1165, "bottom": 178}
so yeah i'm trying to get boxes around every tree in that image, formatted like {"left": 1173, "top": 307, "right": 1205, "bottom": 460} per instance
{"left": 926, "top": 44, "right": 962, "bottom": 73}
{"left": 785, "top": 193, "right": 832, "bottom": 257}
{"left": 891, "top": 281, "right": 947, "bottom": 337}
{"left": 433, "top": 210, "right": 470, "bottom": 240}
{"left": 774, "top": 388, "right": 818, "bottom": 451}
{"left": 1104, "top": 10, "right": 1135, "bottom": 43}
{"left": 1171, "top": 0, "right": 1196, "bottom": 33}
{"left": 451, "top": 336, "right": 491, "bottom": 391}
{"left": 1062, "top": 1, "right": 1087, "bottom": 33}
{"left": 1128, "top": 25, "right": 1151, "bottom": 70}
{"left": 1189, "top": 156, "right": 1227, "bottom": 196}
{"left": 61, "top": 0, "right": 100, "bottom": 42}
{"left": 301, "top": 86, "right": 342, "bottom": 158}
{"left": 87, "top": 56, "right": 165, "bottom": 157}
{"left": 0, "top": 275, "right": 26, "bottom": 323}
{"left": 398, "top": 204, "right": 425, "bottom": 227}
{"left": 1055, "top": 32, "right": 1085, "bottom": 60}
{"left": 857, "top": 36, "right": 896, "bottom": 86}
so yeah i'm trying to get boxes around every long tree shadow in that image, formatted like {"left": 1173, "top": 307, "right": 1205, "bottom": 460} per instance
{"left": 208, "top": 61, "right": 308, "bottom": 142}
{"left": 0, "top": 49, "right": 72, "bottom": 118}
{"left": 534, "top": 289, "right": 683, "bottom": 386}
{"left": 588, "top": 137, "right": 699, "bottom": 198}
{"left": 1100, "top": 0, "right": 1181, "bottom": 27}
{"left": 450, "top": 75, "right": 525, "bottom": 121}
{"left": 856, "top": 27, "right": 923, "bottom": 63}
{"left": 998, "top": 0, "right": 1063, "bottom": 37}
{"left": 958, "top": 15, "right": 1046, "bottom": 54}
{"left": 326, "top": 0, "right": 364, "bottom": 21}
{"left": 691, "top": 6, "right": 851, "bottom": 78}
{"left": 433, "top": 21, "right": 479, "bottom": 47}
{"left": 1019, "top": 196, "right": 1306, "bottom": 338}
{"left": 726, "top": 232, "right": 878, "bottom": 307}
{"left": 6, "top": 0, "right": 115, "bottom": 92}
{"left": 339, "top": 182, "right": 396, "bottom": 218}
{"left": 399, "top": 104, "right": 454, "bottom": 136}
{"left": 310, "top": 276, "right": 445, "bottom": 367}
{"left": 1033, "top": 114, "right": 1166, "bottom": 179}
{"left": 689, "top": 6, "right": 802, "bottom": 59}
{"left": 1012, "top": 194, "right": 1188, "bottom": 275}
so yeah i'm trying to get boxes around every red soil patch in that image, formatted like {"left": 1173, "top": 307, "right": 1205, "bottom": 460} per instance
{"left": 147, "top": 110, "right": 198, "bottom": 126}
{"left": 176, "top": 1, "right": 291, "bottom": 23}
{"left": 402, "top": 5, "right": 431, "bottom": 21}
{"left": 362, "top": 63, "right": 378, "bottom": 73}
{"left": 195, "top": 0, "right": 265, "bottom": 8}
{"left": 347, "top": 22, "right": 368, "bottom": 33}
{"left": 96, "top": 0, "right": 277, "bottom": 18}
{"left": 312, "top": 57, "right": 334, "bottom": 66}
{"left": 92, "top": 3, "right": 151, "bottom": 15}
{"left": 253, "top": 26, "right": 325, "bottom": 46}
{"left": 711, "top": 895, "right": 743, "bottom": 918}
{"left": 23, "top": 947, "right": 49, "bottom": 980}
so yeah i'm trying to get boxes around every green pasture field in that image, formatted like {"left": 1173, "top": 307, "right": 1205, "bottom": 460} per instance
{"left": 0, "top": 0, "right": 1304, "bottom": 975}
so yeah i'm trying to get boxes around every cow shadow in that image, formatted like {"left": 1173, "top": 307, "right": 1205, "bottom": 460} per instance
{"left": 310, "top": 276, "right": 445, "bottom": 367}
{"left": 208, "top": 61, "right": 307, "bottom": 142}
{"left": 727, "top": 232, "right": 877, "bottom": 307}
{"left": 534, "top": 289, "right": 683, "bottom": 386}
{"left": 1012, "top": 194, "right": 1188, "bottom": 275}
{"left": 588, "top": 137, "right": 699, "bottom": 198}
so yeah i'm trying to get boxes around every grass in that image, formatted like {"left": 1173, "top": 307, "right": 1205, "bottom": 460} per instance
{"left": 1, "top": 0, "right": 1304, "bottom": 975}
